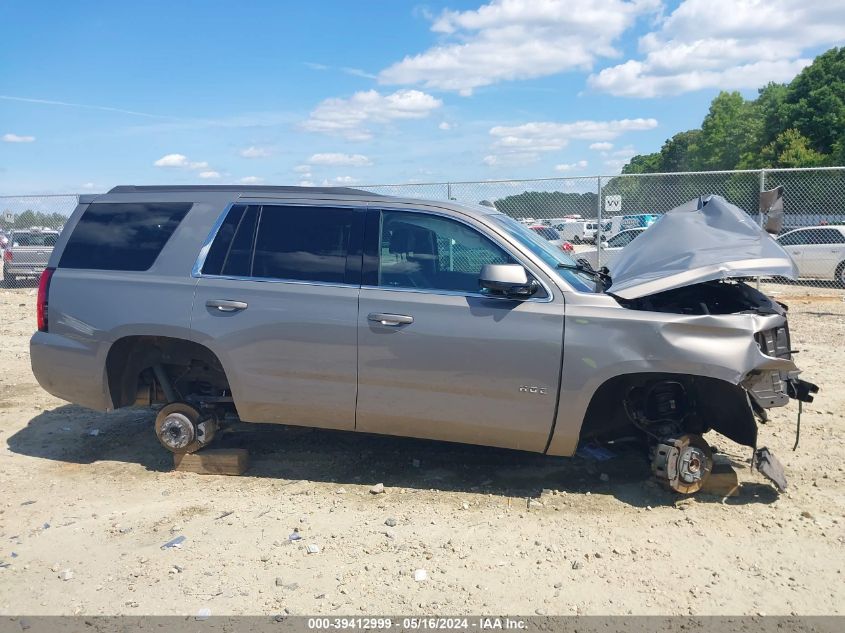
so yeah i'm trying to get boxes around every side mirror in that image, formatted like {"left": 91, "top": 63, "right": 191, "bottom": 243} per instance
{"left": 479, "top": 264, "right": 538, "bottom": 298}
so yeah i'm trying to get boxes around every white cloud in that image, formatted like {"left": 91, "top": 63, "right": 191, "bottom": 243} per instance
{"left": 588, "top": 0, "right": 844, "bottom": 97}
{"left": 483, "top": 118, "right": 655, "bottom": 168}
{"left": 301, "top": 89, "right": 442, "bottom": 140}
{"left": 81, "top": 182, "right": 97, "bottom": 190}
{"left": 304, "top": 62, "right": 377, "bottom": 79}
{"left": 198, "top": 171, "right": 221, "bottom": 179}
{"left": 153, "top": 153, "right": 209, "bottom": 170}
{"left": 239, "top": 146, "right": 271, "bottom": 159}
{"left": 379, "top": 0, "right": 660, "bottom": 95}
{"left": 611, "top": 146, "right": 637, "bottom": 158}
{"left": 589, "top": 141, "right": 613, "bottom": 151}
{"left": 294, "top": 164, "right": 312, "bottom": 174}
{"left": 308, "top": 153, "right": 373, "bottom": 167}
{"left": 603, "top": 158, "right": 631, "bottom": 173}
{"left": 485, "top": 118, "right": 656, "bottom": 165}
{"left": 438, "top": 121, "right": 452, "bottom": 131}
{"left": 554, "top": 160, "right": 589, "bottom": 172}
{"left": 482, "top": 153, "right": 538, "bottom": 167}
{"left": 298, "top": 179, "right": 315, "bottom": 187}
{"left": 2, "top": 133, "right": 35, "bottom": 143}
{"left": 240, "top": 176, "right": 263, "bottom": 184}
{"left": 332, "top": 176, "right": 359, "bottom": 184}
{"left": 342, "top": 67, "right": 377, "bottom": 80}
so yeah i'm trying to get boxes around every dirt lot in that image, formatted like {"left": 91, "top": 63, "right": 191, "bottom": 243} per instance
{"left": 0, "top": 286, "right": 843, "bottom": 616}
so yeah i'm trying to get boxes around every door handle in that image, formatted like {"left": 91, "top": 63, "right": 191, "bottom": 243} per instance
{"left": 368, "top": 313, "right": 413, "bottom": 326}
{"left": 206, "top": 299, "right": 248, "bottom": 312}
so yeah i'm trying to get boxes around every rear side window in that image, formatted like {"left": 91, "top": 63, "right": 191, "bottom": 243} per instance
{"left": 818, "top": 228, "right": 845, "bottom": 244}
{"left": 59, "top": 202, "right": 191, "bottom": 271}
{"left": 252, "top": 205, "right": 354, "bottom": 283}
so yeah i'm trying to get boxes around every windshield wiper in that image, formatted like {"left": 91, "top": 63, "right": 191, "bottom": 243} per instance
{"left": 556, "top": 262, "right": 611, "bottom": 289}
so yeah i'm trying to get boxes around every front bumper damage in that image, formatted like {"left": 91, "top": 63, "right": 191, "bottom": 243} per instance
{"left": 741, "top": 322, "right": 818, "bottom": 491}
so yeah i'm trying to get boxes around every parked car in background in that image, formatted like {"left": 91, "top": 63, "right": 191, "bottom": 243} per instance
{"left": 3, "top": 228, "right": 60, "bottom": 285}
{"left": 600, "top": 214, "right": 659, "bottom": 241}
{"left": 576, "top": 227, "right": 646, "bottom": 270}
{"left": 554, "top": 220, "right": 602, "bottom": 244}
{"left": 528, "top": 224, "right": 572, "bottom": 252}
{"left": 776, "top": 225, "right": 845, "bottom": 285}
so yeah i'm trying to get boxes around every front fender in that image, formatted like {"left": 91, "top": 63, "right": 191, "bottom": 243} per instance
{"left": 546, "top": 297, "right": 792, "bottom": 456}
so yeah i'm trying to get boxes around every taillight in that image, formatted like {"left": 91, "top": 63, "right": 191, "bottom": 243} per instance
{"left": 3, "top": 250, "right": 11, "bottom": 262}
{"left": 37, "top": 268, "right": 55, "bottom": 332}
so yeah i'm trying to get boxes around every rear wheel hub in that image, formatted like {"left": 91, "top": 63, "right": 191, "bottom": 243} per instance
{"left": 159, "top": 413, "right": 195, "bottom": 451}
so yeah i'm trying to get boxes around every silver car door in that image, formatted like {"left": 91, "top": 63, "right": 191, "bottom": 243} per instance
{"left": 356, "top": 207, "right": 564, "bottom": 453}
{"left": 190, "top": 201, "right": 364, "bottom": 430}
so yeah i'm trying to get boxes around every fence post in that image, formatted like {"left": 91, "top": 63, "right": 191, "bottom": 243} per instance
{"left": 447, "top": 182, "right": 452, "bottom": 201}
{"left": 596, "top": 176, "right": 603, "bottom": 267}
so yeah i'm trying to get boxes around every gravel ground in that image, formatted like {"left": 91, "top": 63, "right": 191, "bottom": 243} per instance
{"left": 0, "top": 286, "right": 843, "bottom": 616}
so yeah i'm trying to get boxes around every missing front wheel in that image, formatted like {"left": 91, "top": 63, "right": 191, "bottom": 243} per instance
{"left": 651, "top": 433, "right": 713, "bottom": 494}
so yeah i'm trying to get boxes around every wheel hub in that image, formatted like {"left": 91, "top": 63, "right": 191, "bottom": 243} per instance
{"left": 678, "top": 446, "right": 707, "bottom": 483}
{"left": 159, "top": 413, "right": 195, "bottom": 450}
{"left": 651, "top": 434, "right": 713, "bottom": 494}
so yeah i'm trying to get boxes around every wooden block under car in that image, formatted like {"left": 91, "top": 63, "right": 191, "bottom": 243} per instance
{"left": 173, "top": 448, "right": 250, "bottom": 475}
{"left": 702, "top": 459, "right": 739, "bottom": 497}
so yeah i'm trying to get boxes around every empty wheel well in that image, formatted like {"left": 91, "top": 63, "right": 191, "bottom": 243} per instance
{"left": 578, "top": 372, "right": 758, "bottom": 448}
{"left": 105, "top": 336, "right": 230, "bottom": 409}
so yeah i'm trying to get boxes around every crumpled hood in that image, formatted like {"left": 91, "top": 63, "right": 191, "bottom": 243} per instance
{"left": 607, "top": 195, "right": 798, "bottom": 300}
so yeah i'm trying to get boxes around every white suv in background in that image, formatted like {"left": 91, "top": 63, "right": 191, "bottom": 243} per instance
{"left": 776, "top": 226, "right": 845, "bottom": 285}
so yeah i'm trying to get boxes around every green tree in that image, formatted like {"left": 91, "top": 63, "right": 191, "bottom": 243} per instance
{"left": 766, "top": 129, "right": 828, "bottom": 167}
{"left": 692, "top": 91, "right": 762, "bottom": 170}
{"left": 619, "top": 47, "right": 845, "bottom": 172}
{"left": 782, "top": 47, "right": 845, "bottom": 155}
{"left": 755, "top": 82, "right": 790, "bottom": 148}
{"left": 14, "top": 210, "right": 37, "bottom": 229}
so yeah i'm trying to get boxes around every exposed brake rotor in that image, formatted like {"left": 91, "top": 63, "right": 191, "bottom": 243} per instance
{"left": 651, "top": 433, "right": 713, "bottom": 494}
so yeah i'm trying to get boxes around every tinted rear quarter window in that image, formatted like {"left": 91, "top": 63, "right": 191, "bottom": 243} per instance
{"left": 59, "top": 202, "right": 191, "bottom": 271}
{"left": 201, "top": 205, "right": 260, "bottom": 277}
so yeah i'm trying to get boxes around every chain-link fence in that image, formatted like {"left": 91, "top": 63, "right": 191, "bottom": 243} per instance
{"left": 364, "top": 167, "right": 845, "bottom": 294}
{"left": 0, "top": 194, "right": 79, "bottom": 289}
{"left": 2, "top": 168, "right": 844, "bottom": 293}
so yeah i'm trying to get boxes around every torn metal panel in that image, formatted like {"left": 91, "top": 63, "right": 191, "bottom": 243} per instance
{"left": 608, "top": 195, "right": 798, "bottom": 300}
{"left": 754, "top": 447, "right": 788, "bottom": 492}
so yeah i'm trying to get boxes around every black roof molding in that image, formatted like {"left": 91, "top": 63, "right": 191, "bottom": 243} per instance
{"left": 107, "top": 185, "right": 384, "bottom": 196}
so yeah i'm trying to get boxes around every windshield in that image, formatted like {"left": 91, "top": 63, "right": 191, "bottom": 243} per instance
{"left": 490, "top": 215, "right": 596, "bottom": 292}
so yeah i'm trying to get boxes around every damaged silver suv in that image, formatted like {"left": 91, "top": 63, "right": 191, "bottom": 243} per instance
{"left": 30, "top": 186, "right": 817, "bottom": 494}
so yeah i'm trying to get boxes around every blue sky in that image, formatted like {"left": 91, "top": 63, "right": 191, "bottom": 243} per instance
{"left": 1, "top": 0, "right": 842, "bottom": 194}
